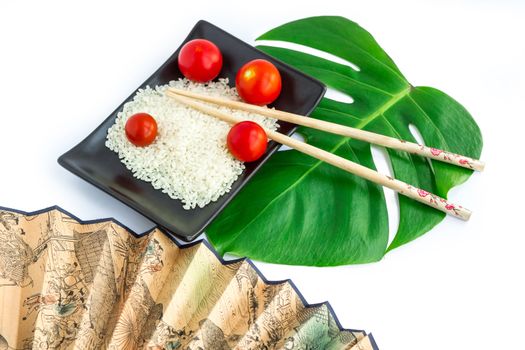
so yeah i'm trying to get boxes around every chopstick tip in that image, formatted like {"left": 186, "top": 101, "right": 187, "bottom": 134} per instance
{"left": 475, "top": 160, "right": 486, "bottom": 172}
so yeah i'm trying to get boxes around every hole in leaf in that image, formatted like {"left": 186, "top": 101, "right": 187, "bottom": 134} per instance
{"left": 370, "top": 145, "right": 399, "bottom": 246}
{"left": 409, "top": 124, "right": 434, "bottom": 173}
{"left": 408, "top": 124, "right": 425, "bottom": 146}
{"left": 255, "top": 40, "right": 360, "bottom": 72}
{"left": 324, "top": 87, "right": 354, "bottom": 104}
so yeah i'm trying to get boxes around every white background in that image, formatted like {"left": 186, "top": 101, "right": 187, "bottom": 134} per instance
{"left": 1, "top": 1, "right": 524, "bottom": 349}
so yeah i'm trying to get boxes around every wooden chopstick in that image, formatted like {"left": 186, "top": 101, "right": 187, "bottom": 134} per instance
{"left": 165, "top": 90, "right": 472, "bottom": 220}
{"left": 167, "top": 87, "right": 485, "bottom": 172}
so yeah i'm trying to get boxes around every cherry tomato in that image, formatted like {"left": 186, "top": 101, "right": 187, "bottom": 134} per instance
{"left": 125, "top": 113, "right": 158, "bottom": 147}
{"left": 178, "top": 39, "right": 223, "bottom": 82}
{"left": 235, "top": 59, "right": 282, "bottom": 105}
{"left": 227, "top": 121, "right": 268, "bottom": 162}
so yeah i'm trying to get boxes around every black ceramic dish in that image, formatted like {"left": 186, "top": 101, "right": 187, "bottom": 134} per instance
{"left": 58, "top": 20, "right": 326, "bottom": 241}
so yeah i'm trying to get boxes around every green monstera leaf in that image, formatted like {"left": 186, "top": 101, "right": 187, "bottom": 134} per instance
{"left": 206, "top": 16, "right": 483, "bottom": 266}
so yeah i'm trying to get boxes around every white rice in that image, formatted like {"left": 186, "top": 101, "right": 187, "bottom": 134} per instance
{"left": 105, "top": 78, "right": 278, "bottom": 210}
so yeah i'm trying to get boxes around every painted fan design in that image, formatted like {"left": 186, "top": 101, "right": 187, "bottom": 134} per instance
{"left": 0, "top": 206, "right": 378, "bottom": 349}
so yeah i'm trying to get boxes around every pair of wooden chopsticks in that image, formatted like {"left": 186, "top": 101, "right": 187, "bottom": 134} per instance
{"left": 166, "top": 87, "right": 484, "bottom": 220}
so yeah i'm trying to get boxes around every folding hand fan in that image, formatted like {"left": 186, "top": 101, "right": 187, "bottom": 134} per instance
{"left": 0, "top": 206, "right": 378, "bottom": 349}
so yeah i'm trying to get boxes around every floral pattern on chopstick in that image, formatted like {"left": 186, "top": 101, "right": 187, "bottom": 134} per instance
{"left": 398, "top": 139, "right": 481, "bottom": 171}
{"left": 409, "top": 185, "right": 468, "bottom": 219}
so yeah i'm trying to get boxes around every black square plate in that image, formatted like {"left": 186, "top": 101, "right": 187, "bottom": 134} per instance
{"left": 58, "top": 20, "right": 326, "bottom": 241}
